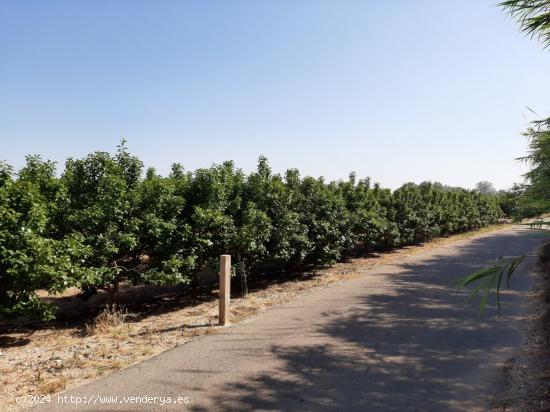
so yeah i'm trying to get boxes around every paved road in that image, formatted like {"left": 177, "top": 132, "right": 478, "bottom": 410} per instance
{"left": 39, "top": 227, "right": 549, "bottom": 412}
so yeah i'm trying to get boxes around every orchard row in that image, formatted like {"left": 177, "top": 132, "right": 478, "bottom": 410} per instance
{"left": 0, "top": 142, "right": 501, "bottom": 319}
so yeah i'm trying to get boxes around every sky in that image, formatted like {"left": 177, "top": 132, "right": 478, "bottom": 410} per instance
{"left": 1, "top": 0, "right": 549, "bottom": 190}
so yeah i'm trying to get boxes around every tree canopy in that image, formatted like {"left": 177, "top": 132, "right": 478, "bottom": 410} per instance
{"left": 0, "top": 145, "right": 502, "bottom": 320}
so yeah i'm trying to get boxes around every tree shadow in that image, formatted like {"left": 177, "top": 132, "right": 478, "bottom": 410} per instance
{"left": 189, "top": 229, "right": 549, "bottom": 411}
{"left": 0, "top": 335, "right": 31, "bottom": 347}
{"left": 0, "top": 259, "right": 323, "bottom": 342}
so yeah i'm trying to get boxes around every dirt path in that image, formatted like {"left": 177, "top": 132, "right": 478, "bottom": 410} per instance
{"left": 34, "top": 227, "right": 549, "bottom": 412}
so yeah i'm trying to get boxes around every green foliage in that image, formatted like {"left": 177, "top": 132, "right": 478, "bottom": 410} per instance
{"left": 55, "top": 141, "right": 191, "bottom": 304}
{"left": 0, "top": 157, "right": 92, "bottom": 320}
{"left": 0, "top": 144, "right": 502, "bottom": 319}
{"left": 500, "top": 0, "right": 550, "bottom": 48}
{"left": 495, "top": 118, "right": 550, "bottom": 221}
{"left": 231, "top": 202, "right": 272, "bottom": 295}
{"left": 520, "top": 117, "right": 550, "bottom": 209}
{"left": 458, "top": 256, "right": 524, "bottom": 315}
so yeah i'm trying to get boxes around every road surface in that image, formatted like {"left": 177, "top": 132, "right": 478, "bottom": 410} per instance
{"left": 38, "top": 226, "right": 550, "bottom": 411}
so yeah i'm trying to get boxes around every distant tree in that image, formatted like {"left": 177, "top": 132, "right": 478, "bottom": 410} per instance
{"left": 475, "top": 181, "right": 497, "bottom": 195}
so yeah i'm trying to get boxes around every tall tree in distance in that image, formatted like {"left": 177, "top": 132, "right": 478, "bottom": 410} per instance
{"left": 475, "top": 181, "right": 497, "bottom": 195}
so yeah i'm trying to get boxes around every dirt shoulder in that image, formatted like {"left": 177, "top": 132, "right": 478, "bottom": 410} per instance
{"left": 0, "top": 224, "right": 516, "bottom": 411}
{"left": 493, "top": 242, "right": 550, "bottom": 411}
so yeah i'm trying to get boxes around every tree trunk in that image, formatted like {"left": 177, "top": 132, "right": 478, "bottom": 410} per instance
{"left": 189, "top": 256, "right": 205, "bottom": 298}
{"left": 239, "top": 255, "right": 248, "bottom": 296}
{"left": 107, "top": 281, "right": 119, "bottom": 311}
{"left": 190, "top": 268, "right": 200, "bottom": 297}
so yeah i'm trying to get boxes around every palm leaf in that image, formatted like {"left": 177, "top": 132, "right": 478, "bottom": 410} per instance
{"left": 458, "top": 256, "right": 524, "bottom": 315}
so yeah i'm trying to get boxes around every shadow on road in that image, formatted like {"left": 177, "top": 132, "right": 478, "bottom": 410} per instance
{"left": 194, "top": 229, "right": 549, "bottom": 412}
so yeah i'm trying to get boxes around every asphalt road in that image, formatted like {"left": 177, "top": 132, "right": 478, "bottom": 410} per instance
{"left": 37, "top": 226, "right": 550, "bottom": 412}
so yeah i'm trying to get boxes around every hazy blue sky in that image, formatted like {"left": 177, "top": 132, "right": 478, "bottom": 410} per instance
{"left": 1, "top": 0, "right": 549, "bottom": 189}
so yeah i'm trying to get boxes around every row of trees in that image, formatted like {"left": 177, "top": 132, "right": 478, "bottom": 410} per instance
{"left": 0, "top": 141, "right": 502, "bottom": 320}
{"left": 476, "top": 181, "right": 546, "bottom": 222}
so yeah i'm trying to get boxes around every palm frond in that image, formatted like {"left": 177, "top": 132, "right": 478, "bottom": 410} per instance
{"left": 458, "top": 256, "right": 524, "bottom": 315}
{"left": 500, "top": 0, "right": 550, "bottom": 48}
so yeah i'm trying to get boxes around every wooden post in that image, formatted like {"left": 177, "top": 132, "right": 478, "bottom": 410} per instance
{"left": 219, "top": 254, "right": 231, "bottom": 326}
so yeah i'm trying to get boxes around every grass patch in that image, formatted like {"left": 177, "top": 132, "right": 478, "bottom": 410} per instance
{"left": 85, "top": 306, "right": 132, "bottom": 339}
